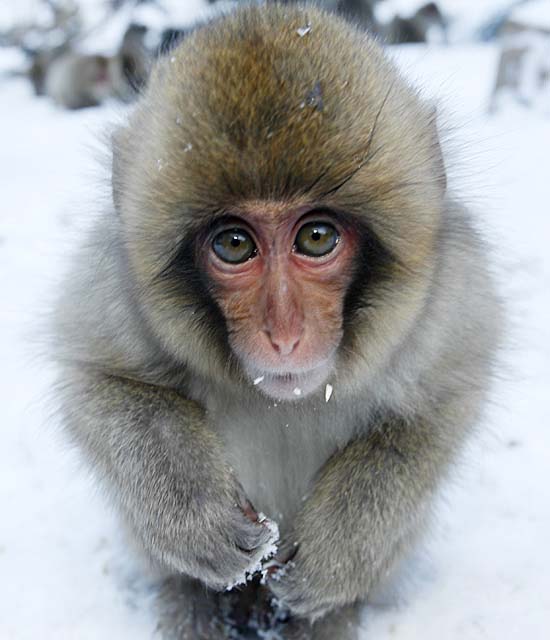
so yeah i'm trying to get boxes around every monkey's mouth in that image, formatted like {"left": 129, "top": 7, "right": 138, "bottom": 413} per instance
{"left": 248, "top": 362, "right": 332, "bottom": 401}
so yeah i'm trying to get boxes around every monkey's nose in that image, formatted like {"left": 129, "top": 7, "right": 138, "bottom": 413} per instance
{"left": 264, "top": 331, "right": 300, "bottom": 357}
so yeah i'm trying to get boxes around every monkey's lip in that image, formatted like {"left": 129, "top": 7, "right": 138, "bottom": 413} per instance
{"left": 248, "top": 362, "right": 332, "bottom": 401}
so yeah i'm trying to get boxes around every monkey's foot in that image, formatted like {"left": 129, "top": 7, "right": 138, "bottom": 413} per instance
{"left": 155, "top": 575, "right": 288, "bottom": 639}
{"left": 155, "top": 574, "right": 361, "bottom": 639}
{"left": 155, "top": 576, "right": 231, "bottom": 639}
{"left": 281, "top": 605, "right": 362, "bottom": 640}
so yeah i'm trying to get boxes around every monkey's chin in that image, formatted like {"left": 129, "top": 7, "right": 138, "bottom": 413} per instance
{"left": 247, "top": 362, "right": 332, "bottom": 401}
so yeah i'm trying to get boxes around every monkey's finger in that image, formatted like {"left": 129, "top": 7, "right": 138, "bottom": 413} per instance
{"left": 193, "top": 542, "right": 264, "bottom": 589}
{"left": 275, "top": 541, "right": 299, "bottom": 565}
{"left": 231, "top": 513, "right": 276, "bottom": 553}
{"left": 241, "top": 498, "right": 260, "bottom": 523}
{"left": 233, "top": 481, "right": 259, "bottom": 516}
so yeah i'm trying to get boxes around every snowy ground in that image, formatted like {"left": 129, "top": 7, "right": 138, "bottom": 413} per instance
{"left": 0, "top": 40, "right": 549, "bottom": 640}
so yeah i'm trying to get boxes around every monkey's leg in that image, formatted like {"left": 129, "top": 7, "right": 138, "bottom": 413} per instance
{"left": 268, "top": 407, "right": 471, "bottom": 619}
{"left": 155, "top": 576, "right": 230, "bottom": 640}
{"left": 156, "top": 575, "right": 284, "bottom": 639}
{"left": 283, "top": 604, "right": 362, "bottom": 640}
{"left": 59, "top": 370, "right": 276, "bottom": 590}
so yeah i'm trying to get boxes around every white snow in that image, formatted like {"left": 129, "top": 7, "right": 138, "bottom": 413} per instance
{"left": 75, "top": 0, "right": 238, "bottom": 55}
{"left": 0, "top": 0, "right": 236, "bottom": 57}
{"left": 0, "top": 1, "right": 52, "bottom": 32}
{"left": 1, "top": 36, "right": 549, "bottom": 640}
{"left": 510, "top": 0, "right": 550, "bottom": 31}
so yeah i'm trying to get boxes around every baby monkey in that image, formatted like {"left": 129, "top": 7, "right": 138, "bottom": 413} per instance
{"left": 54, "top": 4, "right": 500, "bottom": 639}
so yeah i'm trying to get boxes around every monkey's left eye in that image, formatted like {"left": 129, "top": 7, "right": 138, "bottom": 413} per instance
{"left": 294, "top": 221, "right": 340, "bottom": 258}
{"left": 212, "top": 228, "right": 257, "bottom": 264}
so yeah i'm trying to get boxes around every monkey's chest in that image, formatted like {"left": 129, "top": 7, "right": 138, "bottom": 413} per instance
{"left": 206, "top": 395, "right": 354, "bottom": 534}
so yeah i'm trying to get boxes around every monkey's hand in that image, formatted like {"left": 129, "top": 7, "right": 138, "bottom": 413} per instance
{"left": 266, "top": 513, "right": 355, "bottom": 621}
{"left": 269, "top": 417, "right": 457, "bottom": 619}
{"left": 59, "top": 371, "right": 278, "bottom": 591}
{"left": 175, "top": 479, "right": 280, "bottom": 591}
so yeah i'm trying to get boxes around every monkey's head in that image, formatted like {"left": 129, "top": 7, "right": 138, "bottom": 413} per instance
{"left": 113, "top": 5, "right": 445, "bottom": 401}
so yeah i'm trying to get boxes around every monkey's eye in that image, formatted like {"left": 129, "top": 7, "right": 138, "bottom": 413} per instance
{"left": 212, "top": 228, "right": 256, "bottom": 264}
{"left": 294, "top": 221, "right": 339, "bottom": 258}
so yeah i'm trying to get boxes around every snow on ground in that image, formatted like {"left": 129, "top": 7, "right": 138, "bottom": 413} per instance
{"left": 0, "top": 40, "right": 549, "bottom": 640}
{"left": 511, "top": 0, "right": 550, "bottom": 30}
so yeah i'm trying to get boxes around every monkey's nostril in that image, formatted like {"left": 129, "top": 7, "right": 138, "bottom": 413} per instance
{"left": 283, "top": 338, "right": 300, "bottom": 356}
{"left": 265, "top": 331, "right": 300, "bottom": 357}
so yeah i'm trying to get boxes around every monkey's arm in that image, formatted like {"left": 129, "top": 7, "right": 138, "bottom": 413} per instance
{"left": 269, "top": 407, "right": 471, "bottom": 619}
{"left": 59, "top": 369, "right": 275, "bottom": 589}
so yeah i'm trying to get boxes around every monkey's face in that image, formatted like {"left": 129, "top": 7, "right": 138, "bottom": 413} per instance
{"left": 118, "top": 5, "right": 445, "bottom": 399}
{"left": 201, "top": 203, "right": 357, "bottom": 399}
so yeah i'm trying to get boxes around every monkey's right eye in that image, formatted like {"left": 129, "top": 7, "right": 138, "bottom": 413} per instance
{"left": 212, "top": 229, "right": 257, "bottom": 264}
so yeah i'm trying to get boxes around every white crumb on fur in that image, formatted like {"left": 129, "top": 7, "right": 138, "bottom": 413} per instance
{"left": 253, "top": 375, "right": 265, "bottom": 385}
{"left": 265, "top": 560, "right": 295, "bottom": 584}
{"left": 325, "top": 383, "right": 333, "bottom": 403}
{"left": 296, "top": 24, "right": 312, "bottom": 37}
{"left": 293, "top": 387, "right": 302, "bottom": 396}
{"left": 225, "top": 513, "right": 279, "bottom": 591}
{"left": 259, "top": 558, "right": 282, "bottom": 585}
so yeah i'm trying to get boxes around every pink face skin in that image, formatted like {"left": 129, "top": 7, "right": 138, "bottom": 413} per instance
{"left": 204, "top": 203, "right": 358, "bottom": 400}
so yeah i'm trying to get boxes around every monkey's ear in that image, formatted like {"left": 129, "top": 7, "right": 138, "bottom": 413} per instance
{"left": 429, "top": 108, "right": 447, "bottom": 194}
{"left": 111, "top": 127, "right": 129, "bottom": 214}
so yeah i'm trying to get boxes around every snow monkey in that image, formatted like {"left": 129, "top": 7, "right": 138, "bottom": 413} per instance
{"left": 54, "top": 5, "right": 501, "bottom": 639}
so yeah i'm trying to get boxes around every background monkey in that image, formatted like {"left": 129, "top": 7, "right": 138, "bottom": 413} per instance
{"left": 54, "top": 4, "right": 501, "bottom": 639}
{"left": 43, "top": 53, "right": 115, "bottom": 110}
